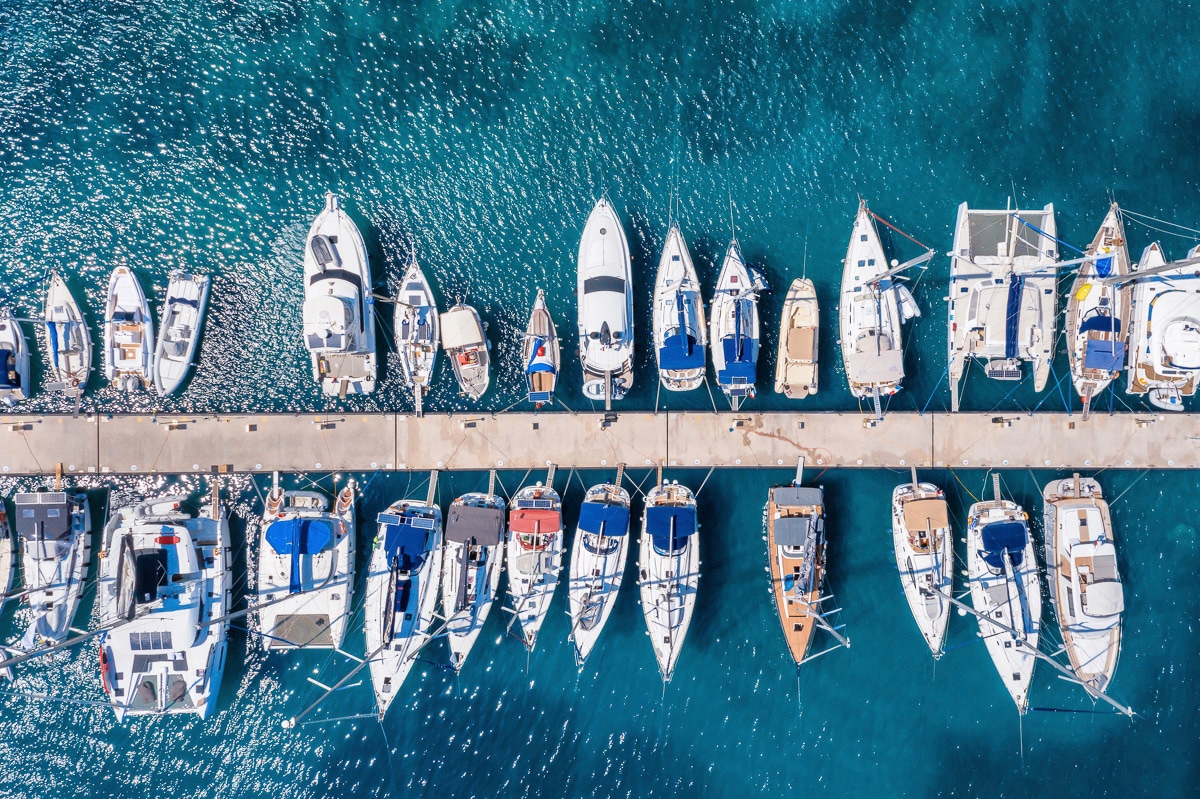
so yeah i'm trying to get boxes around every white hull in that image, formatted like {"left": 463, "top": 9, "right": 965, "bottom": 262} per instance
{"left": 103, "top": 266, "right": 154, "bottom": 392}
{"left": 577, "top": 196, "right": 634, "bottom": 401}
{"left": 637, "top": 483, "right": 699, "bottom": 682}
{"left": 840, "top": 203, "right": 907, "bottom": 399}
{"left": 522, "top": 289, "right": 559, "bottom": 405}
{"left": 567, "top": 484, "right": 631, "bottom": 666}
{"left": 0, "top": 310, "right": 31, "bottom": 404}
{"left": 652, "top": 223, "right": 707, "bottom": 391}
{"left": 15, "top": 491, "right": 92, "bottom": 649}
{"left": 0, "top": 506, "right": 13, "bottom": 616}
{"left": 505, "top": 484, "right": 563, "bottom": 652}
{"left": 442, "top": 304, "right": 490, "bottom": 400}
{"left": 440, "top": 492, "right": 506, "bottom": 672}
{"left": 43, "top": 274, "right": 92, "bottom": 394}
{"left": 890, "top": 482, "right": 952, "bottom": 658}
{"left": 1126, "top": 242, "right": 1200, "bottom": 409}
{"left": 394, "top": 255, "right": 440, "bottom": 403}
{"left": 154, "top": 271, "right": 210, "bottom": 396}
{"left": 775, "top": 278, "right": 818, "bottom": 398}
{"left": 709, "top": 240, "right": 761, "bottom": 410}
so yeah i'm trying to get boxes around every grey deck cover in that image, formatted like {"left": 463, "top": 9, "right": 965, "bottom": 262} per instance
{"left": 446, "top": 504, "right": 505, "bottom": 545}
{"left": 13, "top": 492, "right": 71, "bottom": 540}
{"left": 772, "top": 486, "right": 823, "bottom": 507}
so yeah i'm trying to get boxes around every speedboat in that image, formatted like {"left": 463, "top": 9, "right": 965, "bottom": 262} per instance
{"left": 256, "top": 480, "right": 356, "bottom": 650}
{"left": 709, "top": 240, "right": 763, "bottom": 410}
{"left": 96, "top": 493, "right": 230, "bottom": 721}
{"left": 441, "top": 303, "right": 490, "bottom": 400}
{"left": 522, "top": 289, "right": 560, "bottom": 406}
{"left": 890, "top": 474, "right": 953, "bottom": 658}
{"left": 364, "top": 495, "right": 443, "bottom": 717}
{"left": 774, "top": 278, "right": 818, "bottom": 398}
{"left": 947, "top": 203, "right": 1059, "bottom": 411}
{"left": 652, "top": 222, "right": 707, "bottom": 392}
{"left": 14, "top": 488, "right": 92, "bottom": 649}
{"left": 301, "top": 192, "right": 376, "bottom": 396}
{"left": 0, "top": 309, "right": 31, "bottom": 405}
{"left": 103, "top": 266, "right": 154, "bottom": 392}
{"left": 440, "top": 488, "right": 506, "bottom": 672}
{"left": 42, "top": 274, "right": 91, "bottom": 395}
{"left": 505, "top": 482, "right": 563, "bottom": 652}
{"left": 637, "top": 480, "right": 699, "bottom": 682}
{"left": 567, "top": 480, "right": 631, "bottom": 667}
{"left": 1066, "top": 204, "right": 1129, "bottom": 418}
{"left": 1043, "top": 474, "right": 1123, "bottom": 698}
{"left": 153, "top": 270, "right": 210, "bottom": 397}
{"left": 966, "top": 476, "right": 1041, "bottom": 712}
{"left": 577, "top": 196, "right": 634, "bottom": 402}
{"left": 1126, "top": 242, "right": 1200, "bottom": 410}
{"left": 393, "top": 253, "right": 440, "bottom": 413}
{"left": 767, "top": 473, "right": 827, "bottom": 665}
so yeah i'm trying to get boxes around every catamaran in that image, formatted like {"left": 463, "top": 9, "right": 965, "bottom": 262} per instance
{"left": 103, "top": 266, "right": 154, "bottom": 392}
{"left": 42, "top": 274, "right": 91, "bottom": 395}
{"left": 966, "top": 475, "right": 1041, "bottom": 712}
{"left": 14, "top": 488, "right": 92, "bottom": 649}
{"left": 890, "top": 472, "right": 953, "bottom": 658}
{"left": 1066, "top": 204, "right": 1130, "bottom": 418}
{"left": 1043, "top": 474, "right": 1123, "bottom": 698}
{"left": 577, "top": 196, "right": 634, "bottom": 402}
{"left": 153, "top": 270, "right": 210, "bottom": 397}
{"left": 1126, "top": 242, "right": 1200, "bottom": 410}
{"left": 96, "top": 492, "right": 230, "bottom": 720}
{"left": 394, "top": 253, "right": 440, "bottom": 414}
{"left": 947, "top": 203, "right": 1059, "bottom": 412}
{"left": 440, "top": 482, "right": 506, "bottom": 672}
{"left": 710, "top": 239, "right": 763, "bottom": 410}
{"left": 567, "top": 475, "right": 631, "bottom": 667}
{"left": 522, "top": 289, "right": 560, "bottom": 407}
{"left": 652, "top": 222, "right": 707, "bottom": 391}
{"left": 0, "top": 310, "right": 31, "bottom": 405}
{"left": 637, "top": 480, "right": 699, "bottom": 683}
{"left": 256, "top": 479, "right": 356, "bottom": 650}
{"left": 301, "top": 192, "right": 376, "bottom": 397}
{"left": 441, "top": 302, "right": 490, "bottom": 400}
{"left": 774, "top": 278, "right": 818, "bottom": 398}
{"left": 505, "top": 480, "right": 563, "bottom": 652}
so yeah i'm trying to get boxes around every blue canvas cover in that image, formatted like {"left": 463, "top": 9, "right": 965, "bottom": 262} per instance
{"left": 980, "top": 521, "right": 1027, "bottom": 569}
{"left": 382, "top": 520, "right": 430, "bottom": 569}
{"left": 1079, "top": 315, "right": 1121, "bottom": 334}
{"left": 718, "top": 337, "right": 756, "bottom": 383}
{"left": 659, "top": 332, "right": 704, "bottom": 370}
{"left": 1004, "top": 275, "right": 1025, "bottom": 360}
{"left": 1094, "top": 255, "right": 1113, "bottom": 278}
{"left": 1083, "top": 340, "right": 1126, "bottom": 371}
{"left": 646, "top": 505, "right": 697, "bottom": 552}
{"left": 578, "top": 501, "right": 630, "bottom": 536}
{"left": 265, "top": 518, "right": 335, "bottom": 594}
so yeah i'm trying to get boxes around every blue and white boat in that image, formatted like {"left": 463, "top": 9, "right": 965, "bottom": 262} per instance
{"left": 709, "top": 240, "right": 763, "bottom": 410}
{"left": 42, "top": 274, "right": 91, "bottom": 395}
{"left": 522, "top": 289, "right": 559, "bottom": 407}
{"left": 637, "top": 480, "right": 699, "bottom": 683}
{"left": 567, "top": 480, "right": 631, "bottom": 667}
{"left": 15, "top": 488, "right": 92, "bottom": 649}
{"left": 652, "top": 222, "right": 707, "bottom": 391}
{"left": 440, "top": 487, "right": 506, "bottom": 673}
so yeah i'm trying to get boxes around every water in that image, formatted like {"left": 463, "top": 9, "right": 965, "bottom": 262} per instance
{"left": 1, "top": 1, "right": 1199, "bottom": 796}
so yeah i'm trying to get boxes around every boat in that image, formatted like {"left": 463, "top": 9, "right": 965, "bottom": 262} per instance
{"left": 0, "top": 503, "right": 13, "bottom": 616}
{"left": 364, "top": 487, "right": 443, "bottom": 717}
{"left": 301, "top": 192, "right": 376, "bottom": 397}
{"left": 965, "top": 475, "right": 1041, "bottom": 712}
{"left": 153, "top": 270, "right": 210, "bottom": 397}
{"left": 522, "top": 289, "right": 560, "bottom": 406}
{"left": 947, "top": 203, "right": 1059, "bottom": 412}
{"left": 652, "top": 222, "right": 707, "bottom": 392}
{"left": 505, "top": 480, "right": 563, "bottom": 652}
{"left": 577, "top": 196, "right": 634, "bottom": 402}
{"left": 890, "top": 471, "right": 953, "bottom": 658}
{"left": 441, "top": 485, "right": 506, "bottom": 672}
{"left": 767, "top": 465, "right": 829, "bottom": 665}
{"left": 637, "top": 480, "right": 699, "bottom": 682}
{"left": 774, "top": 278, "right": 818, "bottom": 398}
{"left": 96, "top": 492, "right": 230, "bottom": 720}
{"left": 42, "top": 274, "right": 91, "bottom": 395}
{"left": 441, "top": 303, "right": 490, "bottom": 400}
{"left": 14, "top": 488, "right": 92, "bottom": 649}
{"left": 567, "top": 475, "right": 631, "bottom": 667}
{"left": 1126, "top": 242, "right": 1200, "bottom": 410}
{"left": 0, "top": 309, "right": 31, "bottom": 405}
{"left": 709, "top": 240, "right": 763, "bottom": 410}
{"left": 103, "top": 266, "right": 154, "bottom": 392}
{"left": 393, "top": 253, "right": 440, "bottom": 414}
{"left": 255, "top": 479, "right": 356, "bottom": 650}
{"left": 1066, "top": 203, "right": 1130, "bottom": 418}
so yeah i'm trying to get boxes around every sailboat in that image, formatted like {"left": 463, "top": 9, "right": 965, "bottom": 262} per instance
{"left": 96, "top": 492, "right": 230, "bottom": 720}
{"left": 652, "top": 222, "right": 707, "bottom": 392}
{"left": 14, "top": 487, "right": 92, "bottom": 648}
{"left": 966, "top": 475, "right": 1041, "bottom": 712}
{"left": 255, "top": 478, "right": 356, "bottom": 650}
{"left": 1043, "top": 474, "right": 1124, "bottom": 698}
{"left": 774, "top": 278, "right": 818, "bottom": 398}
{"left": 0, "top": 503, "right": 13, "bottom": 616}
{"left": 577, "top": 196, "right": 634, "bottom": 402}
{"left": 103, "top": 266, "right": 154, "bottom": 392}
{"left": 505, "top": 480, "right": 563, "bottom": 652}
{"left": 947, "top": 203, "right": 1059, "bottom": 411}
{"left": 567, "top": 475, "right": 631, "bottom": 667}
{"left": 153, "top": 270, "right": 210, "bottom": 397}
{"left": 440, "top": 481, "right": 506, "bottom": 672}
{"left": 890, "top": 472, "right": 953, "bottom": 658}
{"left": 1066, "top": 204, "right": 1130, "bottom": 417}
{"left": 441, "top": 303, "right": 490, "bottom": 400}
{"left": 0, "top": 310, "right": 31, "bottom": 405}
{"left": 767, "top": 462, "right": 831, "bottom": 665}
{"left": 301, "top": 192, "right": 376, "bottom": 397}
{"left": 393, "top": 254, "right": 440, "bottom": 413}
{"left": 637, "top": 480, "right": 699, "bottom": 683}
{"left": 709, "top": 240, "right": 763, "bottom": 410}
{"left": 1126, "top": 242, "right": 1200, "bottom": 410}
{"left": 42, "top": 274, "right": 91, "bottom": 395}
{"left": 522, "top": 289, "right": 560, "bottom": 406}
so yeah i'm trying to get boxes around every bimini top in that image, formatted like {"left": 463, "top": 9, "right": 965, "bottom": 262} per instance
{"left": 13, "top": 492, "right": 71, "bottom": 540}
{"left": 774, "top": 515, "right": 821, "bottom": 548}
{"left": 378, "top": 511, "right": 437, "bottom": 566}
{"left": 773, "top": 486, "right": 823, "bottom": 508}
{"left": 441, "top": 307, "right": 484, "bottom": 350}
{"left": 659, "top": 331, "right": 704, "bottom": 370}
{"left": 646, "top": 505, "right": 697, "bottom": 552}
{"left": 903, "top": 499, "right": 949, "bottom": 532}
{"left": 980, "top": 520, "right": 1028, "bottom": 569}
{"left": 578, "top": 501, "right": 630, "bottom": 537}
{"left": 446, "top": 504, "right": 505, "bottom": 546}
{"left": 510, "top": 508, "right": 560, "bottom": 535}
{"left": 265, "top": 518, "right": 334, "bottom": 556}
{"left": 719, "top": 336, "right": 756, "bottom": 383}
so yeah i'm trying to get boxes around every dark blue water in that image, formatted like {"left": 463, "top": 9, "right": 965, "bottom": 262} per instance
{"left": 1, "top": 1, "right": 1199, "bottom": 796}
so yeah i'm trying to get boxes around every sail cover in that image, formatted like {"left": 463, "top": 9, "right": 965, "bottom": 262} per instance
{"left": 980, "top": 521, "right": 1027, "bottom": 569}
{"left": 659, "top": 332, "right": 704, "bottom": 370}
{"left": 578, "top": 501, "right": 630, "bottom": 536}
{"left": 445, "top": 504, "right": 504, "bottom": 545}
{"left": 646, "top": 505, "right": 697, "bottom": 552}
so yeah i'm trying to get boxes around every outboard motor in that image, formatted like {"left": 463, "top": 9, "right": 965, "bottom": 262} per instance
{"left": 310, "top": 234, "right": 339, "bottom": 269}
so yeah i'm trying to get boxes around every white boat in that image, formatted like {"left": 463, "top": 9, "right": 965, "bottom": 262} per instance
{"left": 42, "top": 274, "right": 91, "bottom": 395}
{"left": 652, "top": 222, "right": 707, "bottom": 392}
{"left": 1043, "top": 474, "right": 1123, "bottom": 698}
{"left": 577, "top": 196, "right": 634, "bottom": 402}
{"left": 440, "top": 488, "right": 506, "bottom": 673}
{"left": 774, "top": 278, "right": 818, "bottom": 398}
{"left": 0, "top": 309, "right": 31, "bottom": 405}
{"left": 709, "top": 240, "right": 763, "bottom": 410}
{"left": 153, "top": 270, "right": 210, "bottom": 397}
{"left": 364, "top": 494, "right": 443, "bottom": 717}
{"left": 393, "top": 254, "right": 440, "bottom": 413}
{"left": 966, "top": 477, "right": 1041, "bottom": 713}
{"left": 505, "top": 482, "right": 563, "bottom": 652}
{"left": 522, "top": 289, "right": 560, "bottom": 406}
{"left": 567, "top": 480, "right": 631, "bottom": 667}
{"left": 256, "top": 481, "right": 356, "bottom": 650}
{"left": 96, "top": 493, "right": 230, "bottom": 720}
{"left": 890, "top": 475, "right": 953, "bottom": 658}
{"left": 637, "top": 481, "right": 699, "bottom": 683}
{"left": 1126, "top": 242, "right": 1200, "bottom": 410}
{"left": 103, "top": 266, "right": 154, "bottom": 392}
{"left": 947, "top": 203, "right": 1059, "bottom": 412}
{"left": 14, "top": 489, "right": 91, "bottom": 649}
{"left": 0, "top": 503, "right": 13, "bottom": 617}
{"left": 441, "top": 303, "right": 490, "bottom": 400}
{"left": 301, "top": 192, "right": 376, "bottom": 396}
{"left": 1066, "top": 204, "right": 1130, "bottom": 417}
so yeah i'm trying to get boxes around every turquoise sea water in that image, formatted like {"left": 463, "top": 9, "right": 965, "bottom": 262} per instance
{"left": 2, "top": 1, "right": 1199, "bottom": 796}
